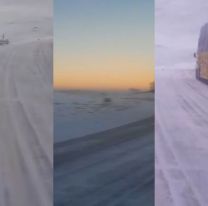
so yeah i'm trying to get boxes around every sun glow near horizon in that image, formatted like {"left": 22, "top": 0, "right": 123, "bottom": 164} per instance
{"left": 54, "top": 55, "right": 153, "bottom": 90}
{"left": 54, "top": 0, "right": 154, "bottom": 91}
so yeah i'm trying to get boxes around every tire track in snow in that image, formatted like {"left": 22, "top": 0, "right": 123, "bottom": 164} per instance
{"left": 156, "top": 69, "right": 208, "bottom": 206}
{"left": 0, "top": 41, "right": 52, "bottom": 206}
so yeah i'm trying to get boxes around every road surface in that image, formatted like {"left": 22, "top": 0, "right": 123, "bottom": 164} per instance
{"left": 0, "top": 40, "right": 53, "bottom": 206}
{"left": 0, "top": 1, "right": 52, "bottom": 205}
{"left": 55, "top": 116, "right": 154, "bottom": 206}
{"left": 156, "top": 69, "right": 208, "bottom": 206}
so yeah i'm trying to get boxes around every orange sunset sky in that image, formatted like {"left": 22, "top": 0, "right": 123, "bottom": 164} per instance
{"left": 54, "top": 0, "right": 154, "bottom": 91}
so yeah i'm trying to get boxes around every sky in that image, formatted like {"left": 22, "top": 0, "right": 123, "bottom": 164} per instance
{"left": 54, "top": 0, "right": 154, "bottom": 90}
{"left": 156, "top": 0, "right": 208, "bottom": 69}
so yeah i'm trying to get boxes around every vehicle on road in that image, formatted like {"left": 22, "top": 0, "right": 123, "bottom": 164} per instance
{"left": 0, "top": 34, "right": 9, "bottom": 46}
{"left": 196, "top": 23, "right": 208, "bottom": 84}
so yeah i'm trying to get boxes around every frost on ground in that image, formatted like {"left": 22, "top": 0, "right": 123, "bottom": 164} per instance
{"left": 155, "top": 69, "right": 208, "bottom": 206}
{"left": 54, "top": 90, "right": 154, "bottom": 142}
{"left": 0, "top": 0, "right": 52, "bottom": 206}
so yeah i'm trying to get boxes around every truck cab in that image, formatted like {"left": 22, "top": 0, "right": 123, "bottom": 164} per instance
{"left": 196, "top": 23, "right": 208, "bottom": 84}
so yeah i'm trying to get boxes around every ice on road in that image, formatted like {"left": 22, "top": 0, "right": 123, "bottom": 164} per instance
{"left": 156, "top": 69, "right": 208, "bottom": 206}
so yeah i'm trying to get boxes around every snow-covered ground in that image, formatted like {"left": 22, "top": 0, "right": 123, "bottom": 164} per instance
{"left": 0, "top": 0, "right": 52, "bottom": 206}
{"left": 55, "top": 114, "right": 154, "bottom": 206}
{"left": 155, "top": 69, "right": 208, "bottom": 206}
{"left": 54, "top": 90, "right": 154, "bottom": 205}
{"left": 156, "top": 0, "right": 208, "bottom": 69}
{"left": 156, "top": 0, "right": 208, "bottom": 205}
{"left": 54, "top": 90, "right": 154, "bottom": 142}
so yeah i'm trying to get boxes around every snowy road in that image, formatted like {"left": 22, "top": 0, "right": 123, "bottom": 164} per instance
{"left": 54, "top": 117, "right": 154, "bottom": 206}
{"left": 0, "top": 1, "right": 52, "bottom": 206}
{"left": 0, "top": 41, "right": 52, "bottom": 206}
{"left": 156, "top": 69, "right": 208, "bottom": 206}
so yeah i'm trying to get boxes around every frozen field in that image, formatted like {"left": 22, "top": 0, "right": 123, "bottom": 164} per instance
{"left": 54, "top": 90, "right": 154, "bottom": 142}
{"left": 54, "top": 90, "right": 154, "bottom": 205}
{"left": 0, "top": 0, "right": 52, "bottom": 206}
{"left": 156, "top": 69, "right": 208, "bottom": 206}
